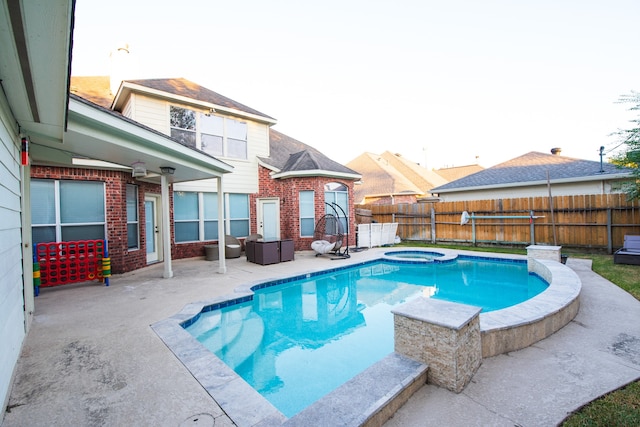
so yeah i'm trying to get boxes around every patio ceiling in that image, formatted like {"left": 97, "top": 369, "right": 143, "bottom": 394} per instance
{"left": 1, "top": 0, "right": 233, "bottom": 184}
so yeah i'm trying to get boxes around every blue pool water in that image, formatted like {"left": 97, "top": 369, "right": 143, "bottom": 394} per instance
{"left": 184, "top": 256, "right": 547, "bottom": 417}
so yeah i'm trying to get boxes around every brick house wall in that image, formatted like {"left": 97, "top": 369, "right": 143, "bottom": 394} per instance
{"left": 253, "top": 166, "right": 357, "bottom": 252}
{"left": 31, "top": 166, "right": 220, "bottom": 272}
{"left": 31, "top": 166, "right": 151, "bottom": 274}
{"left": 31, "top": 165, "right": 357, "bottom": 274}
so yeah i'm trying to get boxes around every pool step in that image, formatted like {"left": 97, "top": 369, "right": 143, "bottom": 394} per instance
{"left": 282, "top": 353, "right": 428, "bottom": 427}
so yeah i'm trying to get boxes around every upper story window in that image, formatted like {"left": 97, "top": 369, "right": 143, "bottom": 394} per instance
{"left": 170, "top": 106, "right": 196, "bottom": 147}
{"left": 170, "top": 105, "right": 248, "bottom": 159}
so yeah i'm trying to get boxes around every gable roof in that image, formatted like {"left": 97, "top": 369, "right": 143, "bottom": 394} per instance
{"left": 346, "top": 152, "right": 453, "bottom": 203}
{"left": 379, "top": 152, "right": 449, "bottom": 190}
{"left": 431, "top": 151, "right": 633, "bottom": 193}
{"left": 115, "top": 78, "right": 276, "bottom": 123}
{"left": 435, "top": 164, "right": 485, "bottom": 182}
{"left": 261, "top": 129, "right": 360, "bottom": 179}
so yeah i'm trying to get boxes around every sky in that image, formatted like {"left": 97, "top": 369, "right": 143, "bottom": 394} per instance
{"left": 71, "top": 0, "right": 640, "bottom": 169}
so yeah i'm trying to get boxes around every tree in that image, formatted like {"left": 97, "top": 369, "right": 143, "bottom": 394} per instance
{"left": 611, "top": 91, "right": 640, "bottom": 201}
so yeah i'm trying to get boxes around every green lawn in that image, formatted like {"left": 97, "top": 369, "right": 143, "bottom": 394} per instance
{"left": 397, "top": 241, "right": 640, "bottom": 425}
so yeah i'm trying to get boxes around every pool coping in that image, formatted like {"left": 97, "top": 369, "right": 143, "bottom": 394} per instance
{"left": 151, "top": 248, "right": 581, "bottom": 426}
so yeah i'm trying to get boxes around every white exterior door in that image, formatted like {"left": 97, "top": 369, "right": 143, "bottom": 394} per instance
{"left": 257, "top": 198, "right": 280, "bottom": 241}
{"left": 145, "top": 196, "right": 161, "bottom": 263}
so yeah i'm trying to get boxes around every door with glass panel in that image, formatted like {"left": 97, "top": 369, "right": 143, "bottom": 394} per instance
{"left": 257, "top": 198, "right": 279, "bottom": 241}
{"left": 145, "top": 196, "right": 160, "bottom": 263}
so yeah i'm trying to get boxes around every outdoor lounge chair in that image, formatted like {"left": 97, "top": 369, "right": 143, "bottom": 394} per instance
{"left": 614, "top": 235, "right": 640, "bottom": 265}
{"left": 224, "top": 235, "right": 242, "bottom": 259}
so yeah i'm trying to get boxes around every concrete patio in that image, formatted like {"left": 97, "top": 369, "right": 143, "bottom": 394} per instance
{"left": 2, "top": 249, "right": 639, "bottom": 427}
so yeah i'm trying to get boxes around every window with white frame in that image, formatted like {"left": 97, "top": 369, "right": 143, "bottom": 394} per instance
{"left": 325, "top": 182, "right": 349, "bottom": 231}
{"left": 174, "top": 191, "right": 199, "bottom": 242}
{"left": 31, "top": 179, "right": 106, "bottom": 244}
{"left": 228, "top": 193, "right": 249, "bottom": 236}
{"left": 126, "top": 184, "right": 139, "bottom": 249}
{"left": 173, "top": 191, "right": 248, "bottom": 243}
{"left": 170, "top": 105, "right": 248, "bottom": 159}
{"left": 170, "top": 106, "right": 196, "bottom": 147}
{"left": 203, "top": 193, "right": 219, "bottom": 240}
{"left": 299, "top": 190, "right": 315, "bottom": 237}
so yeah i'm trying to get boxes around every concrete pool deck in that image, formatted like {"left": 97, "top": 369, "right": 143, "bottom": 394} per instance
{"left": 3, "top": 248, "right": 640, "bottom": 426}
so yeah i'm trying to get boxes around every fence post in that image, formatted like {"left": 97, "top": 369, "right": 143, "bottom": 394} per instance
{"left": 471, "top": 213, "right": 476, "bottom": 246}
{"left": 530, "top": 210, "right": 535, "bottom": 245}
{"left": 430, "top": 206, "right": 436, "bottom": 243}
{"left": 607, "top": 208, "right": 613, "bottom": 254}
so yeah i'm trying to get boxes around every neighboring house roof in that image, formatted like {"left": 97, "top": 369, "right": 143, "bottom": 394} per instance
{"left": 117, "top": 78, "right": 276, "bottom": 123}
{"left": 346, "top": 152, "right": 449, "bottom": 203}
{"left": 261, "top": 129, "right": 361, "bottom": 179}
{"left": 379, "top": 152, "right": 449, "bottom": 190}
{"left": 435, "top": 164, "right": 485, "bottom": 182}
{"left": 431, "top": 151, "right": 633, "bottom": 193}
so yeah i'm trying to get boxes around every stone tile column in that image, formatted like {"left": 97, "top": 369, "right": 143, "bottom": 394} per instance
{"left": 526, "top": 245, "right": 562, "bottom": 270}
{"left": 392, "top": 297, "right": 482, "bottom": 393}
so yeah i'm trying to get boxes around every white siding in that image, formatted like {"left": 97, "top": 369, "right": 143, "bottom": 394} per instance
{"left": 123, "top": 92, "right": 272, "bottom": 194}
{"left": 172, "top": 120, "right": 271, "bottom": 194}
{"left": 134, "top": 94, "right": 170, "bottom": 135}
{"left": 0, "top": 95, "right": 25, "bottom": 412}
{"left": 437, "top": 181, "right": 622, "bottom": 202}
{"left": 121, "top": 95, "right": 133, "bottom": 119}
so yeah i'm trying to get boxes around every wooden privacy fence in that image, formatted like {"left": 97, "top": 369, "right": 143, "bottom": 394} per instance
{"left": 359, "top": 193, "right": 640, "bottom": 253}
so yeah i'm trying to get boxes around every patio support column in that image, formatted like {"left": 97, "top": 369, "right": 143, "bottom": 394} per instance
{"left": 161, "top": 174, "right": 173, "bottom": 278}
{"left": 217, "top": 175, "right": 226, "bottom": 274}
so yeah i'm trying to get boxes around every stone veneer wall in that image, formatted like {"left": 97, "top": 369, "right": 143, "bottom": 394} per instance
{"left": 526, "top": 244, "right": 561, "bottom": 266}
{"left": 393, "top": 253, "right": 581, "bottom": 392}
{"left": 393, "top": 298, "right": 482, "bottom": 393}
{"left": 481, "top": 256, "right": 581, "bottom": 358}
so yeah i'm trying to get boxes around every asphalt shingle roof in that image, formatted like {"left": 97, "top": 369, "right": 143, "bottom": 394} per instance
{"left": 70, "top": 76, "right": 355, "bottom": 178}
{"left": 125, "top": 78, "right": 275, "bottom": 120}
{"left": 431, "top": 151, "right": 631, "bottom": 192}
{"left": 262, "top": 129, "right": 359, "bottom": 176}
{"left": 69, "top": 76, "right": 113, "bottom": 108}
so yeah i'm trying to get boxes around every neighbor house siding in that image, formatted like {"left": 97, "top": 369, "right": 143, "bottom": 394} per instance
{"left": 436, "top": 181, "right": 622, "bottom": 202}
{"left": 0, "top": 94, "right": 26, "bottom": 414}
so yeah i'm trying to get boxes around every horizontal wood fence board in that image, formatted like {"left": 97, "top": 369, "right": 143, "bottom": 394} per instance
{"left": 361, "top": 194, "right": 640, "bottom": 252}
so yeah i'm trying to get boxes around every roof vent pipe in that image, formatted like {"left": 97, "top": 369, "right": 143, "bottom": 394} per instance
{"left": 550, "top": 147, "right": 562, "bottom": 155}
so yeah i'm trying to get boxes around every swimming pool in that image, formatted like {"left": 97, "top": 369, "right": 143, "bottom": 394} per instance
{"left": 152, "top": 248, "right": 581, "bottom": 426}
{"left": 183, "top": 253, "right": 547, "bottom": 417}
